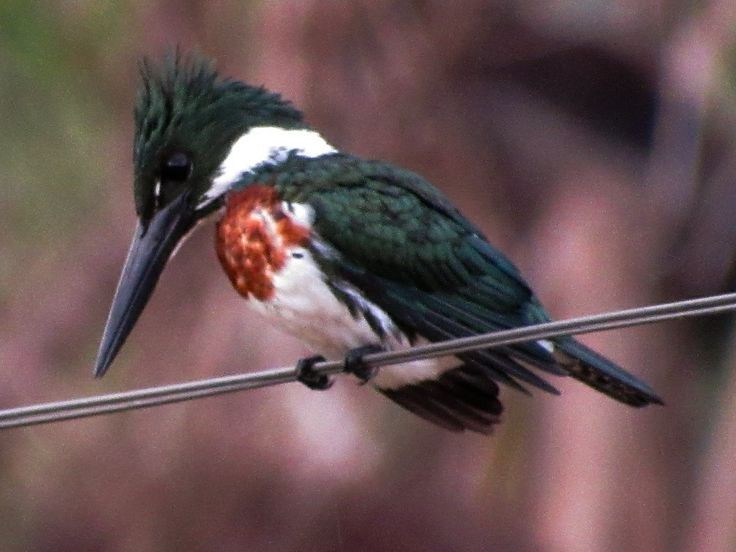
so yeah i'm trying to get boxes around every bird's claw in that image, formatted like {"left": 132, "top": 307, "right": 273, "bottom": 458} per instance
{"left": 296, "top": 355, "right": 333, "bottom": 390}
{"left": 296, "top": 346, "right": 382, "bottom": 389}
{"left": 344, "top": 345, "right": 383, "bottom": 384}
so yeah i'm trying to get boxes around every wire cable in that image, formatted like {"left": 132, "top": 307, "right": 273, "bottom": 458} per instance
{"left": 1, "top": 291, "right": 735, "bottom": 430}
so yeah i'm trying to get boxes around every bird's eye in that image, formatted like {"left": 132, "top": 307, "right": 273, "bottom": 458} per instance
{"left": 161, "top": 152, "right": 193, "bottom": 183}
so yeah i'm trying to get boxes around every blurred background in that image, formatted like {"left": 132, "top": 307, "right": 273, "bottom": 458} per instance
{"left": 1, "top": 1, "right": 736, "bottom": 550}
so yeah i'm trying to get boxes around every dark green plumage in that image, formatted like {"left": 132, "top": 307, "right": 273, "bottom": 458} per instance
{"left": 244, "top": 153, "right": 662, "bottom": 409}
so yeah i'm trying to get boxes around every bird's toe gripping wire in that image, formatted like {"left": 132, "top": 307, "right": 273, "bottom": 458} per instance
{"left": 344, "top": 344, "right": 383, "bottom": 384}
{"left": 295, "top": 355, "right": 333, "bottom": 390}
{"left": 295, "top": 345, "right": 383, "bottom": 391}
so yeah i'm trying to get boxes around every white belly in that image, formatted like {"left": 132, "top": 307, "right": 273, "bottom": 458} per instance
{"left": 244, "top": 244, "right": 461, "bottom": 389}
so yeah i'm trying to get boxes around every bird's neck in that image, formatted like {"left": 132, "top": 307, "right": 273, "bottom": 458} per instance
{"left": 199, "top": 126, "right": 336, "bottom": 208}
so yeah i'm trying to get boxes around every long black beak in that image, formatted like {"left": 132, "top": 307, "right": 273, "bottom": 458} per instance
{"left": 94, "top": 191, "right": 194, "bottom": 377}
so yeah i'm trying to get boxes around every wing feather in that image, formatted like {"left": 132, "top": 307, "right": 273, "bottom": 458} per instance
{"left": 247, "top": 154, "right": 661, "bottom": 431}
{"left": 268, "top": 154, "right": 560, "bottom": 395}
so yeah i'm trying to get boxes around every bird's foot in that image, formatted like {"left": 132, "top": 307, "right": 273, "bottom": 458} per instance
{"left": 296, "top": 355, "right": 333, "bottom": 390}
{"left": 344, "top": 345, "right": 383, "bottom": 384}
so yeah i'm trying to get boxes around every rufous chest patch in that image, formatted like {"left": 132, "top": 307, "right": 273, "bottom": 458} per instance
{"left": 215, "top": 185, "right": 310, "bottom": 301}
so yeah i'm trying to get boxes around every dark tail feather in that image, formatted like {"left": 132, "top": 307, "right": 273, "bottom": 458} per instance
{"left": 378, "top": 366, "right": 503, "bottom": 434}
{"left": 553, "top": 338, "right": 663, "bottom": 407}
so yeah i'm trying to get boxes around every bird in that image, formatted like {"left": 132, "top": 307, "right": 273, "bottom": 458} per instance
{"left": 94, "top": 53, "right": 662, "bottom": 434}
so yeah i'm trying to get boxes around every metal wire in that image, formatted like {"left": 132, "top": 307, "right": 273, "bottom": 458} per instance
{"left": 2, "top": 291, "right": 736, "bottom": 430}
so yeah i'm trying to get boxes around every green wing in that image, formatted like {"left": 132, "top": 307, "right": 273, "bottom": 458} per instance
{"left": 271, "top": 154, "right": 562, "bottom": 393}
{"left": 274, "top": 154, "right": 533, "bottom": 300}
{"left": 255, "top": 154, "right": 660, "bottom": 432}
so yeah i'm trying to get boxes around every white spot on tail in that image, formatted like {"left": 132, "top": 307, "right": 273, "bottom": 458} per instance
{"left": 198, "top": 127, "right": 336, "bottom": 208}
{"left": 539, "top": 339, "right": 555, "bottom": 353}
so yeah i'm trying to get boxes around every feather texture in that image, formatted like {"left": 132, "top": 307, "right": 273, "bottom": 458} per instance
{"left": 227, "top": 153, "right": 662, "bottom": 432}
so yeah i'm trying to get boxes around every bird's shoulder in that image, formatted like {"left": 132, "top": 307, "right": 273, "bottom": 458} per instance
{"left": 246, "top": 153, "right": 536, "bottom": 311}
{"left": 248, "top": 153, "right": 467, "bottom": 225}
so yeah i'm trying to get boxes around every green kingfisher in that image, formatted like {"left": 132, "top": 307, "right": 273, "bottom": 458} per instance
{"left": 94, "top": 54, "right": 662, "bottom": 434}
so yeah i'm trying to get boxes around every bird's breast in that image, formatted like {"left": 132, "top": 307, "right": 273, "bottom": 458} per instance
{"left": 214, "top": 186, "right": 464, "bottom": 387}
{"left": 214, "top": 185, "right": 394, "bottom": 354}
{"left": 215, "top": 185, "right": 310, "bottom": 301}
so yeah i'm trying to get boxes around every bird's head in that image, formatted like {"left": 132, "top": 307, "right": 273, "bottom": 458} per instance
{"left": 94, "top": 53, "right": 330, "bottom": 377}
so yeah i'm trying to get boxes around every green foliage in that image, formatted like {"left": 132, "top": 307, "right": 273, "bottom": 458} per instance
{"left": 0, "top": 3, "right": 129, "bottom": 303}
